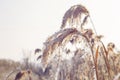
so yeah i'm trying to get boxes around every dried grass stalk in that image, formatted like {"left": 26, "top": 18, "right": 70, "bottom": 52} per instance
{"left": 41, "top": 28, "right": 81, "bottom": 70}
{"left": 61, "top": 4, "right": 89, "bottom": 29}
{"left": 34, "top": 4, "right": 120, "bottom": 80}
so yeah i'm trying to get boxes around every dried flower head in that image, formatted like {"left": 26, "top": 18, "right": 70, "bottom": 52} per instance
{"left": 61, "top": 4, "right": 89, "bottom": 30}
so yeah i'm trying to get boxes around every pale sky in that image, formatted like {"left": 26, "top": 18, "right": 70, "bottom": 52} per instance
{"left": 0, "top": 0, "right": 120, "bottom": 61}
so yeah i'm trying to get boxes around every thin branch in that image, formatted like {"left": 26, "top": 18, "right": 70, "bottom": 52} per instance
{"left": 100, "top": 41, "right": 112, "bottom": 79}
